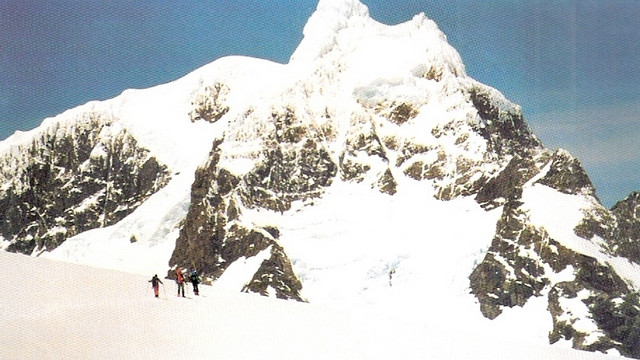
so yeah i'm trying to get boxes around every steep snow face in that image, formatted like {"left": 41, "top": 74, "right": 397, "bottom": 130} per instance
{"left": 244, "top": 178, "right": 503, "bottom": 308}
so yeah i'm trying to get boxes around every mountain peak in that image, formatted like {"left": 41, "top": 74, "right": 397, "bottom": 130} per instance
{"left": 315, "top": 0, "right": 369, "bottom": 14}
{"left": 290, "top": 0, "right": 465, "bottom": 81}
{"left": 289, "top": 0, "right": 369, "bottom": 64}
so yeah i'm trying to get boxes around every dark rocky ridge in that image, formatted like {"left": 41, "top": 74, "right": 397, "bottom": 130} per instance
{"left": 468, "top": 86, "right": 542, "bottom": 156}
{"left": 169, "top": 138, "right": 304, "bottom": 300}
{"left": 536, "top": 149, "right": 597, "bottom": 198}
{"left": 0, "top": 112, "right": 171, "bottom": 254}
{"left": 610, "top": 192, "right": 640, "bottom": 263}
{"left": 469, "top": 148, "right": 640, "bottom": 356}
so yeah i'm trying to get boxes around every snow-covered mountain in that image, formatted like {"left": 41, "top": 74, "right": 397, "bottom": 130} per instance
{"left": 2, "top": 0, "right": 640, "bottom": 357}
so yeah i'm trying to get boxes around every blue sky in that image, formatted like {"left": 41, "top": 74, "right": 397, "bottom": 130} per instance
{"left": 1, "top": 0, "right": 639, "bottom": 207}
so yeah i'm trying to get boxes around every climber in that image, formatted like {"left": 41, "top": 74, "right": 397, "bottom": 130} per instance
{"left": 176, "top": 267, "right": 186, "bottom": 297}
{"left": 190, "top": 269, "right": 200, "bottom": 296}
{"left": 148, "top": 274, "right": 163, "bottom": 298}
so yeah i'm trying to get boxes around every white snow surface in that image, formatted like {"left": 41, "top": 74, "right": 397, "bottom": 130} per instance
{"left": 244, "top": 178, "right": 500, "bottom": 306}
{"left": 0, "top": 251, "right": 628, "bottom": 360}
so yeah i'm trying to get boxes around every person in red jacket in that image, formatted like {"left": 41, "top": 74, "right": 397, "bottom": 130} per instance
{"left": 176, "top": 267, "right": 186, "bottom": 297}
{"left": 148, "top": 274, "right": 163, "bottom": 298}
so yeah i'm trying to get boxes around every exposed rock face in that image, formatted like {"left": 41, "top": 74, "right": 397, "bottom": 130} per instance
{"left": 536, "top": 149, "right": 596, "bottom": 197}
{"left": 189, "top": 82, "right": 230, "bottom": 123}
{"left": 470, "top": 199, "right": 550, "bottom": 320}
{"left": 475, "top": 151, "right": 549, "bottom": 210}
{"left": 242, "top": 243, "right": 304, "bottom": 299}
{"left": 0, "top": 113, "right": 171, "bottom": 254}
{"left": 609, "top": 192, "right": 640, "bottom": 263}
{"left": 393, "top": 84, "right": 544, "bottom": 202}
{"left": 241, "top": 108, "right": 338, "bottom": 212}
{"left": 169, "top": 139, "right": 304, "bottom": 300}
{"left": 468, "top": 86, "right": 541, "bottom": 156}
{"left": 545, "top": 253, "right": 640, "bottom": 357}
{"left": 469, "top": 150, "right": 640, "bottom": 357}
{"left": 470, "top": 196, "right": 640, "bottom": 357}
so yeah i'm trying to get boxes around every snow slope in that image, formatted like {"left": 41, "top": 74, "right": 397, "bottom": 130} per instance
{"left": 0, "top": 251, "right": 627, "bottom": 360}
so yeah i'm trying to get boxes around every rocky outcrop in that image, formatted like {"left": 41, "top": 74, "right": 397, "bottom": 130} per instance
{"left": 242, "top": 243, "right": 304, "bottom": 299}
{"left": 0, "top": 113, "right": 170, "bottom": 254}
{"left": 475, "top": 151, "right": 549, "bottom": 209}
{"left": 169, "top": 137, "right": 305, "bottom": 300}
{"left": 609, "top": 192, "right": 640, "bottom": 263}
{"left": 470, "top": 195, "right": 640, "bottom": 357}
{"left": 468, "top": 86, "right": 542, "bottom": 157}
{"left": 546, "top": 254, "right": 640, "bottom": 357}
{"left": 469, "top": 199, "right": 550, "bottom": 319}
{"left": 470, "top": 151, "right": 640, "bottom": 356}
{"left": 535, "top": 149, "right": 596, "bottom": 197}
{"left": 569, "top": 191, "right": 640, "bottom": 272}
{"left": 189, "top": 82, "right": 230, "bottom": 123}
{"left": 395, "top": 84, "right": 544, "bottom": 202}
{"left": 239, "top": 111, "right": 338, "bottom": 212}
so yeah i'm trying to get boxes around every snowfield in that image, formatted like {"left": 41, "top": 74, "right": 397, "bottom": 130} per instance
{"left": 0, "top": 251, "right": 627, "bottom": 360}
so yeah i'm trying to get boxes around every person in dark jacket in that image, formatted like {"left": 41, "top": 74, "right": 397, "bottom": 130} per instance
{"left": 149, "top": 274, "right": 163, "bottom": 298}
{"left": 190, "top": 270, "right": 200, "bottom": 296}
